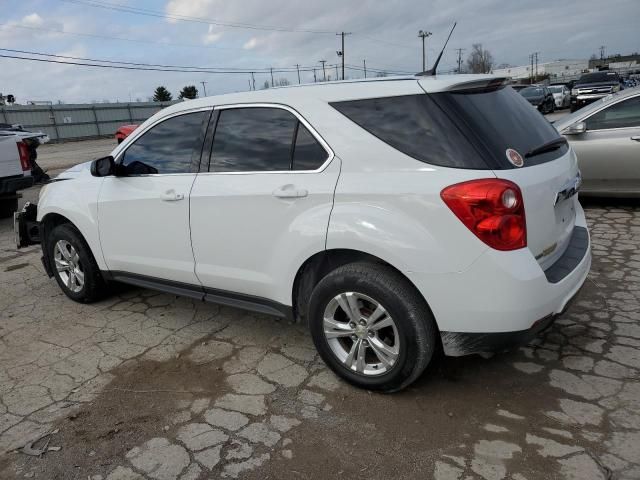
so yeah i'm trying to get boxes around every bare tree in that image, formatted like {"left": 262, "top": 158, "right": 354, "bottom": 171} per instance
{"left": 466, "top": 44, "right": 494, "bottom": 73}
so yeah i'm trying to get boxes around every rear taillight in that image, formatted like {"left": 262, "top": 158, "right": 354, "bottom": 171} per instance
{"left": 16, "top": 141, "right": 30, "bottom": 171}
{"left": 441, "top": 179, "right": 526, "bottom": 251}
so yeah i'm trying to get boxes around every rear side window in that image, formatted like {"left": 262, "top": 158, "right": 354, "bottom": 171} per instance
{"left": 432, "top": 86, "right": 568, "bottom": 168}
{"left": 330, "top": 95, "right": 487, "bottom": 169}
{"left": 292, "top": 124, "right": 328, "bottom": 170}
{"left": 122, "top": 111, "right": 206, "bottom": 175}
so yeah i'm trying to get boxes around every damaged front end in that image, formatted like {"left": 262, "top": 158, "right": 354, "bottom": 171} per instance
{"left": 14, "top": 202, "right": 41, "bottom": 248}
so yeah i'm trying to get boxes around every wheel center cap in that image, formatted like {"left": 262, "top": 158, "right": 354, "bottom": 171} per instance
{"left": 355, "top": 325, "right": 367, "bottom": 338}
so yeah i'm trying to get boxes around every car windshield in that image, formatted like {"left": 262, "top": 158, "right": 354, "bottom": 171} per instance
{"left": 548, "top": 86, "right": 563, "bottom": 93}
{"left": 521, "top": 87, "right": 543, "bottom": 97}
{"left": 578, "top": 72, "right": 618, "bottom": 83}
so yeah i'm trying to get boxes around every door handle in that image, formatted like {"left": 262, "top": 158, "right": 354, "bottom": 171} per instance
{"left": 631, "top": 136, "right": 640, "bottom": 142}
{"left": 272, "top": 184, "right": 308, "bottom": 198}
{"left": 160, "top": 190, "right": 185, "bottom": 201}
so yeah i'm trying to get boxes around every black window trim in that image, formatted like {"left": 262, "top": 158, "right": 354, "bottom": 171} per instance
{"left": 205, "top": 102, "right": 334, "bottom": 174}
{"left": 114, "top": 107, "right": 213, "bottom": 176}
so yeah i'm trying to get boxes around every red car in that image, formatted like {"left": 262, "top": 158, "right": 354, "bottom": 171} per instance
{"left": 115, "top": 124, "right": 139, "bottom": 144}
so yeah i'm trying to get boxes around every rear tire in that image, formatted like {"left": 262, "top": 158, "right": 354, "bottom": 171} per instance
{"left": 0, "top": 197, "right": 18, "bottom": 218}
{"left": 308, "top": 262, "right": 438, "bottom": 392}
{"left": 46, "top": 224, "right": 107, "bottom": 303}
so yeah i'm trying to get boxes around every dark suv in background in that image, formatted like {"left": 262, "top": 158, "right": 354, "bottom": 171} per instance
{"left": 570, "top": 71, "right": 623, "bottom": 112}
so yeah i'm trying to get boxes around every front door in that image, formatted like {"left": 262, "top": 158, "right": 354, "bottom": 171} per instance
{"left": 573, "top": 94, "right": 640, "bottom": 193}
{"left": 190, "top": 105, "right": 340, "bottom": 306}
{"left": 98, "top": 109, "right": 210, "bottom": 285}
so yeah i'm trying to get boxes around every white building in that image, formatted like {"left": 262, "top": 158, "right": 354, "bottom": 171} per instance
{"left": 492, "top": 59, "right": 590, "bottom": 81}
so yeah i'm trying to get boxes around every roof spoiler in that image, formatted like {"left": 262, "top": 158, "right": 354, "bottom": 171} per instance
{"left": 417, "top": 22, "right": 456, "bottom": 77}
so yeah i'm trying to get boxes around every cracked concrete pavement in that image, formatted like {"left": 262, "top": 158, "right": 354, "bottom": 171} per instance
{"left": 0, "top": 143, "right": 639, "bottom": 479}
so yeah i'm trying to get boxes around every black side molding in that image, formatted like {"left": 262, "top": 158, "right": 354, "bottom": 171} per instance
{"left": 103, "top": 271, "right": 293, "bottom": 320}
{"left": 544, "top": 226, "right": 589, "bottom": 284}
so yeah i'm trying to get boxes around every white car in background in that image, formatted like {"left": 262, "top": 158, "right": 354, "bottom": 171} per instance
{"left": 15, "top": 74, "right": 590, "bottom": 392}
{"left": 549, "top": 85, "right": 571, "bottom": 109}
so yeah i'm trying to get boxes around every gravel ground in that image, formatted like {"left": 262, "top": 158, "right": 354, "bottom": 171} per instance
{"left": 0, "top": 135, "right": 638, "bottom": 480}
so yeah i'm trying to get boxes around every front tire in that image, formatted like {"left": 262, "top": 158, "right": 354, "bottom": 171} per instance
{"left": 47, "top": 224, "right": 107, "bottom": 303}
{"left": 308, "top": 262, "right": 438, "bottom": 392}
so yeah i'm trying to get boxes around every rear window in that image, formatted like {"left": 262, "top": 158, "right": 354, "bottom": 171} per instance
{"left": 431, "top": 86, "right": 568, "bottom": 168}
{"left": 330, "top": 94, "right": 487, "bottom": 169}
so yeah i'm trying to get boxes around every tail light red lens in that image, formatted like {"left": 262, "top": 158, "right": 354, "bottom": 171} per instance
{"left": 441, "top": 179, "right": 526, "bottom": 251}
{"left": 16, "top": 141, "right": 31, "bottom": 171}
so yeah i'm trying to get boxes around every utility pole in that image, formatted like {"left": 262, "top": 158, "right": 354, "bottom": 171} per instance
{"left": 250, "top": 72, "right": 255, "bottom": 91}
{"left": 455, "top": 48, "right": 465, "bottom": 73}
{"left": 319, "top": 60, "right": 327, "bottom": 81}
{"left": 363, "top": 59, "right": 367, "bottom": 78}
{"left": 313, "top": 68, "right": 317, "bottom": 83}
{"left": 534, "top": 52, "right": 539, "bottom": 80}
{"left": 294, "top": 64, "right": 301, "bottom": 84}
{"left": 270, "top": 67, "right": 274, "bottom": 87}
{"left": 418, "top": 30, "right": 432, "bottom": 71}
{"left": 336, "top": 32, "right": 351, "bottom": 80}
{"left": 200, "top": 81, "right": 208, "bottom": 97}
{"left": 599, "top": 45, "right": 606, "bottom": 60}
{"left": 529, "top": 53, "right": 534, "bottom": 83}
{"left": 335, "top": 64, "right": 339, "bottom": 80}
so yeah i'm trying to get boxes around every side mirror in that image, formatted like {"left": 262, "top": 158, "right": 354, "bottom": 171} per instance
{"left": 563, "top": 121, "right": 586, "bottom": 135}
{"left": 90, "top": 156, "right": 115, "bottom": 177}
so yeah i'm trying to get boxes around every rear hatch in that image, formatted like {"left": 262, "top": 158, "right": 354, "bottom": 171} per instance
{"left": 423, "top": 80, "right": 579, "bottom": 269}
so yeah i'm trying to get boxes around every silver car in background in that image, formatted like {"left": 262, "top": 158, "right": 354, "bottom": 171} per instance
{"left": 549, "top": 85, "right": 571, "bottom": 109}
{"left": 555, "top": 88, "right": 640, "bottom": 197}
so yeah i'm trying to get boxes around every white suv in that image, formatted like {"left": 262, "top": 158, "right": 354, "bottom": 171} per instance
{"left": 15, "top": 75, "right": 591, "bottom": 392}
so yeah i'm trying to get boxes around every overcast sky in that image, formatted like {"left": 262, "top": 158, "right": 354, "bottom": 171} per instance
{"left": 0, "top": 0, "right": 638, "bottom": 103}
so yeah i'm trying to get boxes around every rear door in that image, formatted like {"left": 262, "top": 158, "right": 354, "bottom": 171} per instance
{"left": 190, "top": 104, "right": 340, "bottom": 305}
{"left": 572, "top": 94, "right": 640, "bottom": 193}
{"left": 426, "top": 83, "right": 579, "bottom": 270}
{"left": 98, "top": 109, "right": 210, "bottom": 285}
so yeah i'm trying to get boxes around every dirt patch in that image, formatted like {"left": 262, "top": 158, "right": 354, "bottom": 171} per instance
{"left": 0, "top": 337, "right": 230, "bottom": 480}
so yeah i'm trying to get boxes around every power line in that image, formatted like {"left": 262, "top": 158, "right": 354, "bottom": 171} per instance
{"left": 0, "top": 51, "right": 337, "bottom": 75}
{"left": 59, "top": 0, "right": 335, "bottom": 34}
{"left": 0, "top": 22, "right": 245, "bottom": 51}
{"left": 0, "top": 48, "right": 332, "bottom": 74}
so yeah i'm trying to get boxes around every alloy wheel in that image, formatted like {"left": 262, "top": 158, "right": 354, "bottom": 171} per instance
{"left": 322, "top": 292, "right": 400, "bottom": 376}
{"left": 54, "top": 240, "right": 85, "bottom": 293}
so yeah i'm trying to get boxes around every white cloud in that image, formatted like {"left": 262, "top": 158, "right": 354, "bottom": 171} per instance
{"left": 22, "top": 13, "right": 45, "bottom": 27}
{"left": 243, "top": 37, "right": 259, "bottom": 50}
{"left": 202, "top": 25, "right": 223, "bottom": 45}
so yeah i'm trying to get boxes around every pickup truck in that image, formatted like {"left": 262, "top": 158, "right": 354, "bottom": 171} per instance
{"left": 0, "top": 124, "right": 49, "bottom": 217}
{"left": 570, "top": 71, "right": 623, "bottom": 112}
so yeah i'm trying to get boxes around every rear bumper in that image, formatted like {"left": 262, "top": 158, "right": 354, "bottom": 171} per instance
{"left": 408, "top": 207, "right": 591, "bottom": 356}
{"left": 0, "top": 174, "right": 33, "bottom": 195}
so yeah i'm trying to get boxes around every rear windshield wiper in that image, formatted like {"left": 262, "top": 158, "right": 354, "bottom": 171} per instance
{"left": 524, "top": 137, "right": 568, "bottom": 159}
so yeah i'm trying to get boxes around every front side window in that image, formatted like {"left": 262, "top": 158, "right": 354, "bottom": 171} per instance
{"left": 210, "top": 107, "right": 328, "bottom": 172}
{"left": 121, "top": 111, "right": 207, "bottom": 175}
{"left": 586, "top": 96, "right": 640, "bottom": 130}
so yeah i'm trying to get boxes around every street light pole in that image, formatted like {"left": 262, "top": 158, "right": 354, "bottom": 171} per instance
{"left": 418, "top": 30, "right": 432, "bottom": 71}
{"left": 200, "top": 81, "right": 208, "bottom": 97}
{"left": 319, "top": 60, "right": 327, "bottom": 81}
